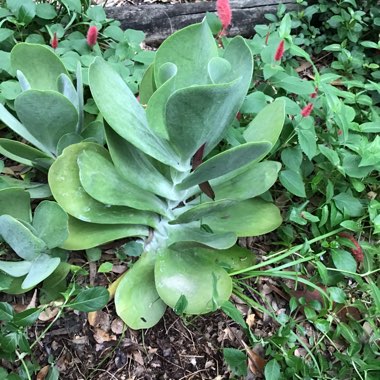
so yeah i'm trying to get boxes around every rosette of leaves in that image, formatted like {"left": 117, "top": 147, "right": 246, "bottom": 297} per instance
{"left": 48, "top": 21, "right": 286, "bottom": 329}
{"left": 0, "top": 200, "right": 69, "bottom": 295}
{"left": 0, "top": 42, "right": 103, "bottom": 171}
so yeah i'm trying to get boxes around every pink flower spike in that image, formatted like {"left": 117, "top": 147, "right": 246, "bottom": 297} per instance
{"left": 274, "top": 40, "right": 285, "bottom": 61}
{"left": 216, "top": 0, "right": 232, "bottom": 34}
{"left": 51, "top": 32, "right": 58, "bottom": 50}
{"left": 301, "top": 103, "right": 314, "bottom": 118}
{"left": 87, "top": 26, "right": 98, "bottom": 47}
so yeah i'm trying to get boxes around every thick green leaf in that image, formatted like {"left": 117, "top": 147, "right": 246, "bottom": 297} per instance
{"left": 61, "top": 216, "right": 149, "bottom": 250}
{"left": 208, "top": 57, "right": 232, "bottom": 84}
{"left": 0, "top": 260, "right": 31, "bottom": 277}
{"left": 176, "top": 142, "right": 272, "bottom": 190}
{"left": 32, "top": 201, "right": 68, "bottom": 249}
{"left": 105, "top": 126, "right": 177, "bottom": 200}
{"left": 243, "top": 100, "right": 286, "bottom": 146}
{"left": 211, "top": 161, "right": 281, "bottom": 201}
{"left": 0, "top": 103, "right": 52, "bottom": 155}
{"left": 15, "top": 90, "right": 78, "bottom": 155}
{"left": 115, "top": 253, "right": 166, "bottom": 329}
{"left": 155, "top": 247, "right": 232, "bottom": 314}
{"left": 22, "top": 253, "right": 60, "bottom": 289}
{"left": 139, "top": 63, "right": 156, "bottom": 104}
{"left": 167, "top": 224, "right": 237, "bottom": 250}
{"left": 11, "top": 43, "right": 68, "bottom": 91}
{"left": 48, "top": 143, "right": 158, "bottom": 226}
{"left": 198, "top": 245, "right": 255, "bottom": 272}
{"left": 146, "top": 68, "right": 177, "bottom": 140}
{"left": 77, "top": 149, "right": 166, "bottom": 215}
{"left": 154, "top": 21, "right": 218, "bottom": 88}
{"left": 0, "top": 188, "right": 31, "bottom": 222}
{"left": 205, "top": 36, "right": 253, "bottom": 153}
{"left": 202, "top": 199, "right": 282, "bottom": 237}
{"left": 0, "top": 138, "right": 53, "bottom": 168}
{"left": 56, "top": 133, "right": 83, "bottom": 155}
{"left": 171, "top": 199, "right": 236, "bottom": 225}
{"left": 68, "top": 287, "right": 109, "bottom": 312}
{"left": 165, "top": 78, "right": 242, "bottom": 161}
{"left": 0, "top": 215, "right": 47, "bottom": 260}
{"left": 165, "top": 36, "right": 253, "bottom": 161}
{"left": 89, "top": 58, "right": 182, "bottom": 169}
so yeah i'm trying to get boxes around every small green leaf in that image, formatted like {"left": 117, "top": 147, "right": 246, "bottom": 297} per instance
{"left": 68, "top": 287, "right": 109, "bottom": 312}
{"left": 221, "top": 301, "right": 247, "bottom": 329}
{"left": 264, "top": 359, "right": 281, "bottom": 380}
{"left": 13, "top": 308, "right": 40, "bottom": 327}
{"left": 0, "top": 302, "right": 14, "bottom": 322}
{"left": 279, "top": 169, "right": 306, "bottom": 197}
{"left": 223, "top": 348, "right": 247, "bottom": 377}
{"left": 98, "top": 262, "right": 113, "bottom": 273}
{"left": 331, "top": 249, "right": 357, "bottom": 273}
{"left": 328, "top": 287, "right": 346, "bottom": 303}
{"left": 173, "top": 295, "right": 188, "bottom": 315}
{"left": 86, "top": 247, "right": 102, "bottom": 262}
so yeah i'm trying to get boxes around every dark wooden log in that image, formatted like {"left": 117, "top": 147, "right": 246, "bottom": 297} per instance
{"left": 106, "top": 0, "right": 299, "bottom": 45}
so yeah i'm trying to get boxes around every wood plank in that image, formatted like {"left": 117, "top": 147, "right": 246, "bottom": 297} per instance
{"left": 105, "top": 0, "right": 299, "bottom": 45}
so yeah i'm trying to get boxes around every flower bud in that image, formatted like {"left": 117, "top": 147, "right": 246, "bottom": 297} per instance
{"left": 87, "top": 26, "right": 98, "bottom": 48}
{"left": 51, "top": 32, "right": 58, "bottom": 50}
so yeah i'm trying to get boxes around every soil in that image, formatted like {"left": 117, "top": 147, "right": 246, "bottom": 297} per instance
{"left": 1, "top": 237, "right": 282, "bottom": 380}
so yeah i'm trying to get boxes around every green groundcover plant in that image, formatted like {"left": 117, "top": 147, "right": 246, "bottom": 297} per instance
{"left": 0, "top": 20, "right": 286, "bottom": 329}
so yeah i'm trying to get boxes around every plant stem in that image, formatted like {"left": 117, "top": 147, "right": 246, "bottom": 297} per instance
{"left": 230, "top": 227, "right": 344, "bottom": 276}
{"left": 16, "top": 351, "right": 32, "bottom": 380}
{"left": 30, "top": 286, "right": 76, "bottom": 350}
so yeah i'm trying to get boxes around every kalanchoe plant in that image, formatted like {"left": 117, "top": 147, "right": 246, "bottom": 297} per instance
{"left": 0, "top": 200, "right": 69, "bottom": 294}
{"left": 48, "top": 20, "right": 285, "bottom": 329}
{"left": 0, "top": 42, "right": 103, "bottom": 170}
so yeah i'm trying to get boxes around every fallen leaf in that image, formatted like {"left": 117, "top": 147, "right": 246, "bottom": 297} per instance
{"left": 88, "top": 310, "right": 111, "bottom": 330}
{"left": 36, "top": 365, "right": 50, "bottom": 380}
{"left": 111, "top": 318, "right": 124, "bottom": 334}
{"left": 93, "top": 327, "right": 116, "bottom": 344}
{"left": 133, "top": 350, "right": 144, "bottom": 366}
{"left": 38, "top": 307, "right": 59, "bottom": 321}
{"left": 246, "top": 313, "right": 256, "bottom": 329}
{"left": 241, "top": 341, "right": 266, "bottom": 375}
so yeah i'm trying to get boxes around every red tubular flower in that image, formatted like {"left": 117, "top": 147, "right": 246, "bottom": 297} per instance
{"left": 339, "top": 233, "right": 364, "bottom": 263}
{"left": 51, "top": 32, "right": 58, "bottom": 50}
{"left": 87, "top": 26, "right": 98, "bottom": 47}
{"left": 274, "top": 40, "right": 285, "bottom": 61}
{"left": 216, "top": 0, "right": 232, "bottom": 34}
{"left": 301, "top": 103, "right": 314, "bottom": 117}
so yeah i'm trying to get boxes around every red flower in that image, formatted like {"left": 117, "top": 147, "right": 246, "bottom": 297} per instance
{"left": 310, "top": 87, "right": 318, "bottom": 98}
{"left": 339, "top": 233, "right": 364, "bottom": 263}
{"left": 274, "top": 40, "right": 285, "bottom": 61}
{"left": 216, "top": 0, "right": 232, "bottom": 34}
{"left": 51, "top": 32, "right": 58, "bottom": 50}
{"left": 301, "top": 103, "right": 314, "bottom": 117}
{"left": 87, "top": 26, "right": 98, "bottom": 47}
